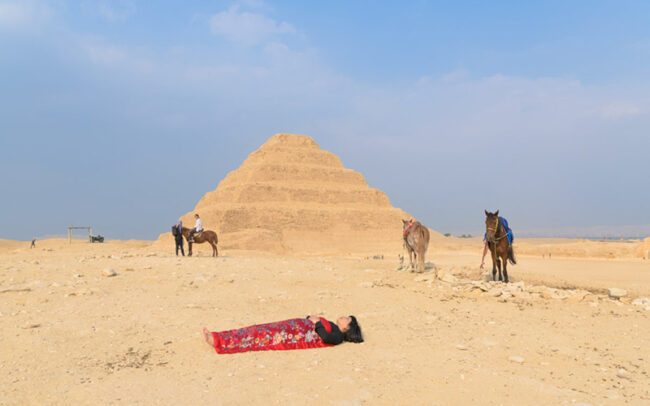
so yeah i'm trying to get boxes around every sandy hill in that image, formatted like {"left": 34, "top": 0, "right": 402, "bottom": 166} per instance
{"left": 637, "top": 237, "right": 650, "bottom": 259}
{"left": 157, "top": 133, "right": 438, "bottom": 254}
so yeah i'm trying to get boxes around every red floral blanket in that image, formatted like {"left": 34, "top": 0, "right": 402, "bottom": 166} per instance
{"left": 211, "top": 318, "right": 333, "bottom": 354}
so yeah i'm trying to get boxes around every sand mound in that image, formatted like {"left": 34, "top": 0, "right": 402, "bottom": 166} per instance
{"left": 637, "top": 237, "right": 650, "bottom": 259}
{"left": 157, "top": 133, "right": 439, "bottom": 254}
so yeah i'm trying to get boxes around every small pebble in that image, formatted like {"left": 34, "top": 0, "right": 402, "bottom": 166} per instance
{"left": 616, "top": 369, "right": 631, "bottom": 380}
{"left": 102, "top": 269, "right": 117, "bottom": 277}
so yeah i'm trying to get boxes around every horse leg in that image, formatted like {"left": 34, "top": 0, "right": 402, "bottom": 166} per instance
{"left": 417, "top": 247, "right": 425, "bottom": 273}
{"left": 188, "top": 242, "right": 193, "bottom": 257}
{"left": 211, "top": 240, "right": 218, "bottom": 257}
{"left": 408, "top": 249, "right": 415, "bottom": 272}
{"left": 502, "top": 251, "right": 509, "bottom": 283}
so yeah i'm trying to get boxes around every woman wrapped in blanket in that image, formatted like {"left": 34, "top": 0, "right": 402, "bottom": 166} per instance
{"left": 203, "top": 315, "right": 363, "bottom": 354}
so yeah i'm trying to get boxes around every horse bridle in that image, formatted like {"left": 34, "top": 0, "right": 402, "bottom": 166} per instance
{"left": 486, "top": 217, "right": 507, "bottom": 243}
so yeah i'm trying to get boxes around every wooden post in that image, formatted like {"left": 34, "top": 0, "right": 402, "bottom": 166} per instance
{"left": 67, "top": 225, "right": 93, "bottom": 244}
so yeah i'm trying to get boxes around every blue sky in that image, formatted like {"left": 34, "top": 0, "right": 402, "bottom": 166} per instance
{"left": 1, "top": 0, "right": 649, "bottom": 240}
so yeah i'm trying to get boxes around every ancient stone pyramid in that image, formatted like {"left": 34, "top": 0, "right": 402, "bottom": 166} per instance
{"left": 162, "top": 133, "right": 436, "bottom": 254}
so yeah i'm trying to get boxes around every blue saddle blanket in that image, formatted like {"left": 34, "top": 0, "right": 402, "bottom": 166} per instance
{"left": 484, "top": 216, "right": 513, "bottom": 244}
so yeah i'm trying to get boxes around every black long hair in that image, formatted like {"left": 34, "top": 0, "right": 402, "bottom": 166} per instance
{"left": 343, "top": 315, "right": 364, "bottom": 343}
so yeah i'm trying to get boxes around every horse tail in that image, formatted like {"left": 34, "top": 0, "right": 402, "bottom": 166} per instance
{"left": 508, "top": 245, "right": 517, "bottom": 265}
{"left": 420, "top": 226, "right": 430, "bottom": 252}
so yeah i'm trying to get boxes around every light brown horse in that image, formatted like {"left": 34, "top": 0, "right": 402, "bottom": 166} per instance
{"left": 402, "top": 219, "right": 430, "bottom": 273}
{"left": 180, "top": 227, "right": 219, "bottom": 257}
{"left": 484, "top": 210, "right": 516, "bottom": 282}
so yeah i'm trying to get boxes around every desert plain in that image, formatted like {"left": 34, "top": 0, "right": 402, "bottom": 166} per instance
{"left": 1, "top": 236, "right": 649, "bottom": 406}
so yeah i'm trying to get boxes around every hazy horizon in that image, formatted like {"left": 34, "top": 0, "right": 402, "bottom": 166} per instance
{"left": 1, "top": 1, "right": 649, "bottom": 241}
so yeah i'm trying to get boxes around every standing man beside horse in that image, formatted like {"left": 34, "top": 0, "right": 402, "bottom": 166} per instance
{"left": 402, "top": 219, "right": 430, "bottom": 273}
{"left": 172, "top": 220, "right": 185, "bottom": 256}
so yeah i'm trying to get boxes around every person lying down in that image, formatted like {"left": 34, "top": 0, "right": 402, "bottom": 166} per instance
{"left": 203, "top": 315, "right": 363, "bottom": 354}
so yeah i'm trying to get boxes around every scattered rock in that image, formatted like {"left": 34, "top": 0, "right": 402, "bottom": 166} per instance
{"left": 0, "top": 286, "right": 32, "bottom": 294}
{"left": 616, "top": 369, "right": 631, "bottom": 380}
{"left": 550, "top": 292, "right": 568, "bottom": 300}
{"left": 632, "top": 297, "right": 650, "bottom": 307}
{"left": 22, "top": 323, "right": 41, "bottom": 329}
{"left": 487, "top": 288, "right": 502, "bottom": 297}
{"left": 527, "top": 285, "right": 546, "bottom": 293}
{"left": 472, "top": 282, "right": 489, "bottom": 292}
{"left": 607, "top": 288, "right": 627, "bottom": 299}
{"left": 508, "top": 356, "right": 525, "bottom": 364}
{"left": 456, "top": 344, "right": 468, "bottom": 351}
{"left": 568, "top": 290, "right": 589, "bottom": 303}
{"left": 102, "top": 269, "right": 117, "bottom": 277}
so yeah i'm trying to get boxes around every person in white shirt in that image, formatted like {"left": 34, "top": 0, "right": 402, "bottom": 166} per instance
{"left": 189, "top": 213, "right": 203, "bottom": 242}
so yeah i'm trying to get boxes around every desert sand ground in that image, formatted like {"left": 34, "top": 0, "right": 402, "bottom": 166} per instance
{"left": 1, "top": 238, "right": 649, "bottom": 405}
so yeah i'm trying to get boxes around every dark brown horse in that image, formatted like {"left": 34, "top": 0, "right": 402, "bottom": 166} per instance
{"left": 402, "top": 219, "right": 430, "bottom": 273}
{"left": 484, "top": 210, "right": 516, "bottom": 282}
{"left": 180, "top": 227, "right": 219, "bottom": 257}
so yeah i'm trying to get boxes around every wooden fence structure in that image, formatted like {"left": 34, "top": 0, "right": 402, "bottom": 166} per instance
{"left": 68, "top": 225, "right": 92, "bottom": 244}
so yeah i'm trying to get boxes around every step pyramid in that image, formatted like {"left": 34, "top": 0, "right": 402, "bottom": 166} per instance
{"left": 158, "top": 133, "right": 438, "bottom": 254}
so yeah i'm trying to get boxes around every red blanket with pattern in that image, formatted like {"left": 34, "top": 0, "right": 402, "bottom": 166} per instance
{"left": 210, "top": 318, "right": 334, "bottom": 354}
